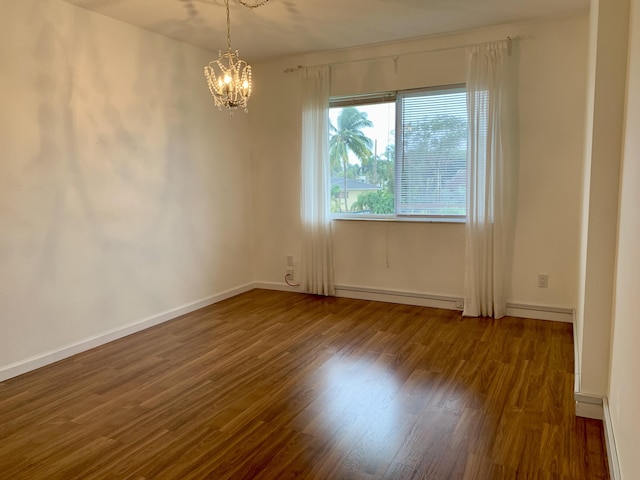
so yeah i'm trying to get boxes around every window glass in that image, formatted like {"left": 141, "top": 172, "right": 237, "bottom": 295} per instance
{"left": 329, "top": 102, "right": 395, "bottom": 214}
{"left": 329, "top": 85, "right": 467, "bottom": 220}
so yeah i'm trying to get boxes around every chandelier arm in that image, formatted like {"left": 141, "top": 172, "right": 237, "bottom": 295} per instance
{"left": 238, "top": 0, "right": 271, "bottom": 9}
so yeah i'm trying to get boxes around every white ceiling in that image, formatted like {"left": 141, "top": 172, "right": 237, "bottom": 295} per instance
{"left": 62, "top": 0, "right": 589, "bottom": 62}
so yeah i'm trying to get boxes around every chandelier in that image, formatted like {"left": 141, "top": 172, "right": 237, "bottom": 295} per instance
{"left": 204, "top": 0, "right": 271, "bottom": 113}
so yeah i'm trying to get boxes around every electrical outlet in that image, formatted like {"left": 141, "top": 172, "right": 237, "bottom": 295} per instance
{"left": 286, "top": 255, "right": 294, "bottom": 267}
{"left": 286, "top": 268, "right": 294, "bottom": 280}
{"left": 538, "top": 273, "right": 549, "bottom": 288}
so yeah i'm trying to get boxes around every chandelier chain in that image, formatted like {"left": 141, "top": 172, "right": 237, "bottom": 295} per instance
{"left": 225, "top": 0, "right": 231, "bottom": 51}
{"left": 226, "top": 0, "right": 269, "bottom": 50}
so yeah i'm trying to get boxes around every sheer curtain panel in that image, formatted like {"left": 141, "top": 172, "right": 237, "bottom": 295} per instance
{"left": 300, "top": 66, "right": 335, "bottom": 296}
{"left": 463, "top": 40, "right": 514, "bottom": 318}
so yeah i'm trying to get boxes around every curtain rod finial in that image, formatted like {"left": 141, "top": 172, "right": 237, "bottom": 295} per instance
{"left": 284, "top": 65, "right": 304, "bottom": 74}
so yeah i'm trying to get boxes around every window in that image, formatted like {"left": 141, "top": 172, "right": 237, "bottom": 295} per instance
{"left": 329, "top": 85, "right": 467, "bottom": 220}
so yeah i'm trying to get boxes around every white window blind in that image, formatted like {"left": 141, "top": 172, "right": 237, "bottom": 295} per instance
{"left": 396, "top": 86, "right": 467, "bottom": 217}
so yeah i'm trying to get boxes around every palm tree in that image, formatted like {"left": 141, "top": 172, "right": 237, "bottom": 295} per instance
{"left": 329, "top": 107, "right": 373, "bottom": 211}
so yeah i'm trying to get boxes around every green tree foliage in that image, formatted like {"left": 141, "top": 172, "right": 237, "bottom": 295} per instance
{"left": 351, "top": 190, "right": 394, "bottom": 214}
{"left": 360, "top": 144, "right": 395, "bottom": 193}
{"left": 330, "top": 185, "right": 343, "bottom": 213}
{"left": 329, "top": 107, "right": 373, "bottom": 211}
{"left": 399, "top": 115, "right": 467, "bottom": 214}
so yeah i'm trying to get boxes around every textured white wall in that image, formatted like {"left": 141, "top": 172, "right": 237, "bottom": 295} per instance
{"left": 0, "top": 0, "right": 254, "bottom": 370}
{"left": 609, "top": 0, "right": 640, "bottom": 477}
{"left": 250, "top": 16, "right": 589, "bottom": 308}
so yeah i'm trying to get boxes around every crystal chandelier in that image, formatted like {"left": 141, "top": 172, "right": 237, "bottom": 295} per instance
{"left": 204, "top": 0, "right": 270, "bottom": 113}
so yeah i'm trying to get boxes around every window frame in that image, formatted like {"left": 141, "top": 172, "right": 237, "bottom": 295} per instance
{"left": 329, "top": 84, "right": 467, "bottom": 223}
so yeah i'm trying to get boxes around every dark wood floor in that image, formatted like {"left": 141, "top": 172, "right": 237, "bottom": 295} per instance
{"left": 0, "top": 289, "right": 608, "bottom": 479}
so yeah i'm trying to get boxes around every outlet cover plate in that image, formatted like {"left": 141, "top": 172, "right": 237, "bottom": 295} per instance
{"left": 538, "top": 273, "right": 549, "bottom": 288}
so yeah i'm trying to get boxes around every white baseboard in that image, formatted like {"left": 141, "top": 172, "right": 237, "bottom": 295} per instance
{"left": 574, "top": 393, "right": 604, "bottom": 420}
{"left": 602, "top": 397, "right": 622, "bottom": 480}
{"left": 255, "top": 282, "right": 574, "bottom": 323}
{"left": 332, "top": 284, "right": 573, "bottom": 323}
{"left": 505, "top": 303, "right": 573, "bottom": 323}
{"left": 253, "top": 281, "right": 303, "bottom": 293}
{"left": 0, "top": 282, "right": 255, "bottom": 383}
{"left": 335, "top": 284, "right": 462, "bottom": 310}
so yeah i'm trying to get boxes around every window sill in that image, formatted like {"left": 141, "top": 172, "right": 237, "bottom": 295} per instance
{"left": 331, "top": 215, "right": 465, "bottom": 224}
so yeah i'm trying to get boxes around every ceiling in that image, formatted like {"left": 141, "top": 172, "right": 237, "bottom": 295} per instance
{"left": 61, "top": 0, "right": 589, "bottom": 62}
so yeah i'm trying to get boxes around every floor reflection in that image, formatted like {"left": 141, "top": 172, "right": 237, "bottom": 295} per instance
{"left": 317, "top": 355, "right": 401, "bottom": 464}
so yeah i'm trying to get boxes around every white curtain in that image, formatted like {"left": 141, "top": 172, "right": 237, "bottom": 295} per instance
{"left": 463, "top": 40, "right": 514, "bottom": 318}
{"left": 300, "top": 66, "right": 335, "bottom": 296}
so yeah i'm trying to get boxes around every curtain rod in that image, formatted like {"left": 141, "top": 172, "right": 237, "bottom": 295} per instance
{"left": 284, "top": 36, "right": 512, "bottom": 73}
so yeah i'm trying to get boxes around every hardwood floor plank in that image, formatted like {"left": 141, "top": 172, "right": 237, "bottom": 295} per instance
{"left": 0, "top": 289, "right": 609, "bottom": 479}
